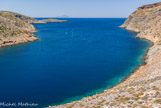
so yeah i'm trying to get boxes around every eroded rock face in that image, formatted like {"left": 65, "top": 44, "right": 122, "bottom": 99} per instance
{"left": 120, "top": 2, "right": 161, "bottom": 44}
{"left": 50, "top": 2, "right": 161, "bottom": 108}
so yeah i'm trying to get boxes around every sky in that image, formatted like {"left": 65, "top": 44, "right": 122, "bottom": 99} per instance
{"left": 0, "top": 0, "right": 161, "bottom": 18}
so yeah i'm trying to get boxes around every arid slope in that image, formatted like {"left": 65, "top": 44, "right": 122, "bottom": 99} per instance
{"left": 0, "top": 11, "right": 67, "bottom": 47}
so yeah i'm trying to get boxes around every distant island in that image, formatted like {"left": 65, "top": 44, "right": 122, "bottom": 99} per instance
{"left": 54, "top": 15, "right": 70, "bottom": 18}
{"left": 0, "top": 11, "right": 67, "bottom": 47}
{"left": 50, "top": 1, "right": 161, "bottom": 108}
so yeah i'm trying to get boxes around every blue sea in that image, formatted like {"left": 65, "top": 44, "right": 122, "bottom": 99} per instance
{"left": 0, "top": 18, "right": 151, "bottom": 108}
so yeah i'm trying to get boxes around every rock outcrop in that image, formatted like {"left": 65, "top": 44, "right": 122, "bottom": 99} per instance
{"left": 120, "top": 2, "right": 161, "bottom": 44}
{"left": 0, "top": 11, "right": 68, "bottom": 47}
{"left": 50, "top": 2, "right": 161, "bottom": 108}
{"left": 41, "top": 19, "right": 68, "bottom": 23}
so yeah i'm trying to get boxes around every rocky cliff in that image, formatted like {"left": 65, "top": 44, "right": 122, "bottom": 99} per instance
{"left": 0, "top": 11, "right": 67, "bottom": 47}
{"left": 120, "top": 2, "right": 161, "bottom": 44}
{"left": 50, "top": 2, "right": 161, "bottom": 108}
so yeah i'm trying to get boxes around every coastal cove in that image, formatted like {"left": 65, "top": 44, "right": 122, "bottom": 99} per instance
{"left": 0, "top": 18, "right": 150, "bottom": 108}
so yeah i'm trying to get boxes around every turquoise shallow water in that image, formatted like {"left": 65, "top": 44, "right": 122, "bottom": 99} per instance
{"left": 0, "top": 18, "right": 151, "bottom": 107}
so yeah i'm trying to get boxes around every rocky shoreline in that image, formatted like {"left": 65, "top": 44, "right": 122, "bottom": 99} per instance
{"left": 40, "top": 19, "right": 68, "bottom": 23}
{"left": 50, "top": 2, "right": 161, "bottom": 108}
{"left": 0, "top": 11, "right": 67, "bottom": 48}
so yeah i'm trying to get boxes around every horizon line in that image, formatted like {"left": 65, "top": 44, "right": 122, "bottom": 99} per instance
{"left": 33, "top": 17, "right": 127, "bottom": 18}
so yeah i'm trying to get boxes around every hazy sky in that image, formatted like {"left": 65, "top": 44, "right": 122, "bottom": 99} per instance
{"left": 0, "top": 0, "right": 161, "bottom": 18}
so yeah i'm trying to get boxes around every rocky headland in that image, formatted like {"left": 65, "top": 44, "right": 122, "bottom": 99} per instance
{"left": 0, "top": 11, "right": 67, "bottom": 47}
{"left": 50, "top": 2, "right": 161, "bottom": 108}
{"left": 41, "top": 19, "right": 68, "bottom": 23}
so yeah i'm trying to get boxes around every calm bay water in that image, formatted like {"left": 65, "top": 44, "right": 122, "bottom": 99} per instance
{"left": 0, "top": 18, "right": 150, "bottom": 107}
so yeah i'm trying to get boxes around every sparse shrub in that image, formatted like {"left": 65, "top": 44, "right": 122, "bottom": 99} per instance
{"left": 79, "top": 104, "right": 84, "bottom": 107}
{"left": 111, "top": 102, "right": 117, "bottom": 106}
{"left": 133, "top": 104, "right": 138, "bottom": 107}
{"left": 155, "top": 91, "right": 160, "bottom": 96}
{"left": 152, "top": 86, "right": 159, "bottom": 90}
{"left": 140, "top": 105, "right": 148, "bottom": 108}
{"left": 133, "top": 97, "right": 140, "bottom": 101}
{"left": 153, "top": 99, "right": 161, "bottom": 104}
